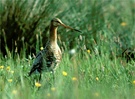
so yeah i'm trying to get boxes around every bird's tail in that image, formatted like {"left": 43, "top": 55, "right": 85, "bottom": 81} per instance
{"left": 28, "top": 66, "right": 36, "bottom": 76}
{"left": 28, "top": 64, "right": 41, "bottom": 77}
{"left": 28, "top": 70, "right": 33, "bottom": 76}
{"left": 28, "top": 65, "right": 42, "bottom": 80}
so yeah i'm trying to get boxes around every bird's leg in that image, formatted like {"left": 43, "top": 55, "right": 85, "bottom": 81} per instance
{"left": 39, "top": 73, "right": 42, "bottom": 81}
{"left": 52, "top": 70, "right": 55, "bottom": 81}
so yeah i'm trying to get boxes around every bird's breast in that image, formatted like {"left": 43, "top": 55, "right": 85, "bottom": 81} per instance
{"left": 50, "top": 44, "right": 62, "bottom": 61}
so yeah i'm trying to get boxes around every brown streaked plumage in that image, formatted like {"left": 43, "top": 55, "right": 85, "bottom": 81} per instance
{"left": 28, "top": 18, "right": 81, "bottom": 80}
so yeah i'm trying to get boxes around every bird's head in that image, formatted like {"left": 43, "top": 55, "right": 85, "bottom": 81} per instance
{"left": 51, "top": 18, "right": 63, "bottom": 27}
{"left": 51, "top": 18, "right": 81, "bottom": 32}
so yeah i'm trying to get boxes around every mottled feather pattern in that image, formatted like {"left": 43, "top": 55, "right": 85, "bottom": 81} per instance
{"left": 29, "top": 41, "right": 62, "bottom": 76}
{"left": 28, "top": 18, "right": 80, "bottom": 80}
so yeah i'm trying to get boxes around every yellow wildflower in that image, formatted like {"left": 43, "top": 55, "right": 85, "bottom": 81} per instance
{"left": 40, "top": 47, "right": 44, "bottom": 50}
{"left": 121, "top": 22, "right": 127, "bottom": 27}
{"left": 62, "top": 71, "right": 67, "bottom": 76}
{"left": 72, "top": 77, "right": 77, "bottom": 81}
{"left": 0, "top": 65, "right": 4, "bottom": 69}
{"left": 94, "top": 92, "right": 99, "bottom": 97}
{"left": 12, "top": 90, "right": 17, "bottom": 94}
{"left": 51, "top": 87, "right": 56, "bottom": 91}
{"left": 35, "top": 82, "right": 41, "bottom": 87}
{"left": 6, "top": 66, "right": 10, "bottom": 71}
{"left": 96, "top": 77, "right": 99, "bottom": 81}
{"left": 8, "top": 79, "right": 13, "bottom": 83}
{"left": 47, "top": 93, "right": 51, "bottom": 97}
{"left": 87, "top": 50, "right": 90, "bottom": 54}
{"left": 133, "top": 80, "right": 135, "bottom": 85}
{"left": 10, "top": 70, "right": 14, "bottom": 74}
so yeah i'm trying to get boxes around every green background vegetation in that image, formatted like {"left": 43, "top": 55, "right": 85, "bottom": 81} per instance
{"left": 0, "top": 0, "right": 135, "bottom": 99}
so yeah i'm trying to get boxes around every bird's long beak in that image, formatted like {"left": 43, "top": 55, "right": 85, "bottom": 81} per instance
{"left": 60, "top": 23, "right": 82, "bottom": 33}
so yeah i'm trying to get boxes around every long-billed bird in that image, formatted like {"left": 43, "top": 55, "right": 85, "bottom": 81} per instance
{"left": 28, "top": 18, "right": 81, "bottom": 80}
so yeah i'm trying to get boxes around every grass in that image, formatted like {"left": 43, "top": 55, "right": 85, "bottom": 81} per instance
{"left": 0, "top": 52, "right": 135, "bottom": 99}
{"left": 0, "top": 0, "right": 135, "bottom": 99}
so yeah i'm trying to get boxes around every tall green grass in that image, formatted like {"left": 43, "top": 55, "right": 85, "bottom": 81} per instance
{"left": 0, "top": 51, "right": 135, "bottom": 99}
{"left": 0, "top": 0, "right": 135, "bottom": 99}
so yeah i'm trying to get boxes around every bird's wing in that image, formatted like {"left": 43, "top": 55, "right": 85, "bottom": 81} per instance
{"left": 29, "top": 50, "right": 45, "bottom": 76}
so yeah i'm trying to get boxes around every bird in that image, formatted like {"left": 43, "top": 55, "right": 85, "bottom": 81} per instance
{"left": 122, "top": 48, "right": 135, "bottom": 63}
{"left": 28, "top": 18, "right": 81, "bottom": 80}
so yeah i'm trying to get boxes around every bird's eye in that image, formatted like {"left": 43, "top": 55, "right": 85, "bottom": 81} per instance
{"left": 56, "top": 21, "right": 59, "bottom": 23}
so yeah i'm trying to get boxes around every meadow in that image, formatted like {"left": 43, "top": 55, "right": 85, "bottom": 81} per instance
{"left": 0, "top": 0, "right": 135, "bottom": 99}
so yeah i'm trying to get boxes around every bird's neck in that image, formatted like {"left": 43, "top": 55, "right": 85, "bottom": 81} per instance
{"left": 49, "top": 26, "right": 58, "bottom": 44}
